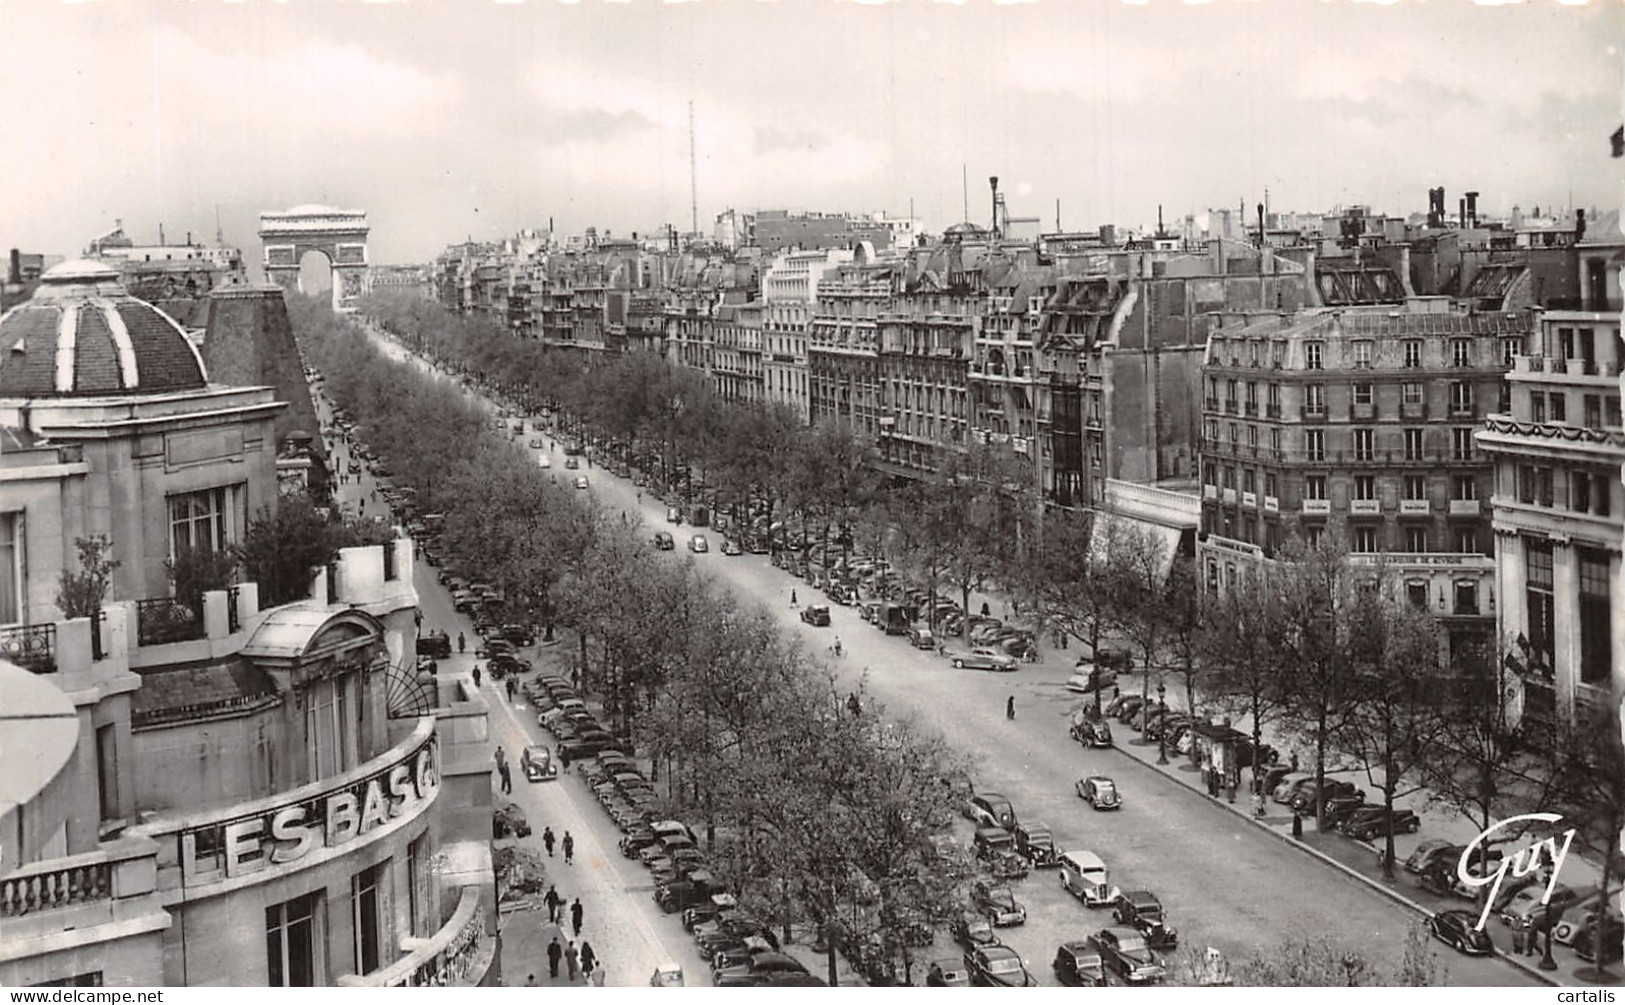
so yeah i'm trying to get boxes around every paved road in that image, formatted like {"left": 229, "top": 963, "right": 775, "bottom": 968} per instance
{"left": 353, "top": 331, "right": 1543, "bottom": 988}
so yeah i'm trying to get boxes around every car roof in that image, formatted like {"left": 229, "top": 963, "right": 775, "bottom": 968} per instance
{"left": 523, "top": 745, "right": 549, "bottom": 756}
{"left": 979, "top": 945, "right": 1021, "bottom": 960}
{"left": 1060, "top": 940, "right": 1100, "bottom": 956}
{"left": 1123, "top": 890, "right": 1160, "bottom": 904}
{"left": 1061, "top": 849, "right": 1107, "bottom": 869}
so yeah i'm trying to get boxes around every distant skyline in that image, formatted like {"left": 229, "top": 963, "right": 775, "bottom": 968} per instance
{"left": 3, "top": 1, "right": 1620, "bottom": 266}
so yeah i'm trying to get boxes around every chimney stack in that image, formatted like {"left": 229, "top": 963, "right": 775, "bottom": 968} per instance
{"left": 989, "top": 176, "right": 1000, "bottom": 238}
{"left": 1428, "top": 187, "right": 1446, "bottom": 228}
{"left": 1576, "top": 208, "right": 1587, "bottom": 243}
{"left": 1256, "top": 202, "right": 1266, "bottom": 248}
{"left": 1465, "top": 191, "right": 1479, "bottom": 228}
{"left": 9, "top": 248, "right": 20, "bottom": 285}
{"left": 1458, "top": 199, "right": 1467, "bottom": 230}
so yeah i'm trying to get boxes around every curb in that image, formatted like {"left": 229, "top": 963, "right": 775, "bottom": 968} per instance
{"left": 1107, "top": 736, "right": 1566, "bottom": 988}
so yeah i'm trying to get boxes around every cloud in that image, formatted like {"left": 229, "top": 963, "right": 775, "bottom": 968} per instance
{"left": 753, "top": 126, "right": 832, "bottom": 155}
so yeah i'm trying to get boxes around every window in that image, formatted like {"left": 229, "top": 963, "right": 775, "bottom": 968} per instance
{"left": 1572, "top": 472, "right": 1591, "bottom": 513}
{"left": 1585, "top": 394, "right": 1602, "bottom": 429}
{"left": 1305, "top": 429, "right": 1325, "bottom": 461}
{"left": 1550, "top": 392, "right": 1566, "bottom": 423}
{"left": 305, "top": 678, "right": 352, "bottom": 781}
{"left": 1270, "top": 428, "right": 1282, "bottom": 455}
{"left": 1531, "top": 393, "right": 1546, "bottom": 423}
{"left": 1241, "top": 516, "right": 1256, "bottom": 543}
{"left": 1404, "top": 428, "right": 1423, "bottom": 460}
{"left": 1406, "top": 580, "right": 1429, "bottom": 609}
{"left": 1271, "top": 342, "right": 1285, "bottom": 368}
{"left": 1247, "top": 425, "right": 1258, "bottom": 449}
{"left": 1265, "top": 473, "right": 1278, "bottom": 498}
{"left": 1353, "top": 526, "right": 1378, "bottom": 553}
{"left": 1243, "top": 468, "right": 1256, "bottom": 494}
{"left": 1454, "top": 528, "right": 1478, "bottom": 554}
{"left": 1353, "top": 340, "right": 1373, "bottom": 368}
{"left": 1249, "top": 341, "right": 1260, "bottom": 366}
{"left": 96, "top": 724, "right": 118, "bottom": 822}
{"left": 1452, "top": 427, "right": 1474, "bottom": 461}
{"left": 1305, "top": 341, "right": 1323, "bottom": 370}
{"left": 1268, "top": 382, "right": 1281, "bottom": 408}
{"left": 352, "top": 863, "right": 384, "bottom": 975}
{"left": 1452, "top": 339, "right": 1471, "bottom": 367}
{"left": 1558, "top": 327, "right": 1575, "bottom": 362}
{"left": 1598, "top": 476, "right": 1612, "bottom": 517}
{"left": 267, "top": 893, "right": 319, "bottom": 987}
{"left": 1353, "top": 382, "right": 1373, "bottom": 405}
{"left": 407, "top": 837, "right": 424, "bottom": 937}
{"left": 1228, "top": 422, "right": 1238, "bottom": 446}
{"left": 1454, "top": 581, "right": 1479, "bottom": 615}
{"left": 1245, "top": 381, "right": 1258, "bottom": 406}
{"left": 0, "top": 512, "right": 22, "bottom": 625}
{"left": 1305, "top": 383, "right": 1325, "bottom": 415}
{"left": 1502, "top": 337, "right": 1521, "bottom": 367}
{"left": 1403, "top": 340, "right": 1423, "bottom": 368}
{"left": 1207, "top": 377, "right": 1219, "bottom": 400}
{"left": 1579, "top": 549, "right": 1612, "bottom": 684}
{"left": 1354, "top": 428, "right": 1375, "bottom": 461}
{"left": 1406, "top": 528, "right": 1429, "bottom": 553}
{"left": 1304, "top": 525, "right": 1323, "bottom": 548}
{"left": 1402, "top": 381, "right": 1423, "bottom": 405}
{"left": 1354, "top": 475, "right": 1376, "bottom": 500}
{"left": 1404, "top": 475, "right": 1427, "bottom": 500}
{"left": 1305, "top": 475, "right": 1327, "bottom": 500}
{"left": 1223, "top": 467, "right": 1236, "bottom": 489}
{"left": 1526, "top": 539, "right": 1555, "bottom": 668}
{"left": 168, "top": 485, "right": 243, "bottom": 558}
{"left": 1608, "top": 397, "right": 1622, "bottom": 428}
{"left": 1226, "top": 379, "right": 1238, "bottom": 407}
{"left": 1452, "top": 475, "right": 1477, "bottom": 501}
{"left": 1449, "top": 381, "right": 1475, "bottom": 414}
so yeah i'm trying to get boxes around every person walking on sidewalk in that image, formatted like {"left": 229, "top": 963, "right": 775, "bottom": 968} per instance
{"left": 498, "top": 759, "right": 512, "bottom": 795}
{"left": 458, "top": 631, "right": 466, "bottom": 654}
{"left": 571, "top": 897, "right": 584, "bottom": 937}
{"left": 580, "top": 941, "right": 597, "bottom": 979}
{"left": 562, "top": 831, "right": 575, "bottom": 865}
{"left": 590, "top": 966, "right": 606, "bottom": 988}
{"left": 565, "top": 941, "right": 580, "bottom": 982}
{"left": 544, "top": 884, "right": 561, "bottom": 922}
{"left": 542, "top": 827, "right": 556, "bottom": 858}
{"left": 1006, "top": 695, "right": 1016, "bottom": 720}
{"left": 547, "top": 936, "right": 562, "bottom": 979}
{"left": 472, "top": 664, "right": 482, "bottom": 689}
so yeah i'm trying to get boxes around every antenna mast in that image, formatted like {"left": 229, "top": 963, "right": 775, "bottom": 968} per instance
{"left": 689, "top": 101, "right": 699, "bottom": 240}
{"left": 962, "top": 164, "right": 969, "bottom": 225}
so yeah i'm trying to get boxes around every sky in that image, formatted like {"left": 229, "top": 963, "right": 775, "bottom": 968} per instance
{"left": 2, "top": 0, "right": 1620, "bottom": 265}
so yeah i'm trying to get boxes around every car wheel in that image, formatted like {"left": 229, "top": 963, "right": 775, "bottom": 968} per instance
{"left": 953, "top": 659, "right": 964, "bottom": 668}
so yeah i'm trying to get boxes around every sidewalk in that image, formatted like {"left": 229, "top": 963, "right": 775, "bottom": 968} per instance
{"left": 1101, "top": 705, "right": 1616, "bottom": 987}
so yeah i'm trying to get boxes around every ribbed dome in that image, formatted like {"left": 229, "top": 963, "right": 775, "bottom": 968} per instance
{"left": 0, "top": 260, "right": 208, "bottom": 397}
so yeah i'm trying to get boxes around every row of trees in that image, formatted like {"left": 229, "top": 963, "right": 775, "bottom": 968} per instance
{"left": 293, "top": 294, "right": 975, "bottom": 983}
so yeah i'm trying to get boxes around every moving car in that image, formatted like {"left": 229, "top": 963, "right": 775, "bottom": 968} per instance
{"left": 799, "top": 603, "right": 831, "bottom": 627}
{"left": 689, "top": 534, "right": 709, "bottom": 553}
{"left": 666, "top": 506, "right": 684, "bottom": 524}
{"left": 520, "top": 745, "right": 557, "bottom": 782}
{"left": 1077, "top": 776, "right": 1121, "bottom": 810}
{"left": 721, "top": 539, "right": 743, "bottom": 556}
{"left": 949, "top": 647, "right": 1019, "bottom": 672}
{"left": 1088, "top": 928, "right": 1166, "bottom": 984}
{"left": 1059, "top": 850, "right": 1120, "bottom": 908}
{"left": 574, "top": 475, "right": 590, "bottom": 490}
{"left": 1053, "top": 941, "right": 1108, "bottom": 987}
{"left": 537, "top": 455, "right": 551, "bottom": 469}
{"left": 653, "top": 531, "right": 676, "bottom": 550}
{"left": 564, "top": 456, "right": 580, "bottom": 470}
{"left": 1427, "top": 909, "right": 1496, "bottom": 956}
{"left": 971, "top": 882, "right": 1027, "bottom": 927}
{"left": 1069, "top": 711, "right": 1114, "bottom": 748}
{"left": 418, "top": 630, "right": 452, "bottom": 658}
{"left": 907, "top": 624, "right": 936, "bottom": 650}
{"left": 964, "top": 945, "right": 1034, "bottom": 987}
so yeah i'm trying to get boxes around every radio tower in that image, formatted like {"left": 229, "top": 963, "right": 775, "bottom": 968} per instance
{"left": 689, "top": 101, "right": 698, "bottom": 241}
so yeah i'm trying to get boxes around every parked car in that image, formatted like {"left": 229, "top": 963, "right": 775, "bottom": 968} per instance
{"left": 721, "top": 539, "right": 743, "bottom": 556}
{"left": 653, "top": 531, "right": 675, "bottom": 550}
{"left": 1070, "top": 712, "right": 1114, "bottom": 748}
{"left": 1270, "top": 773, "right": 1315, "bottom": 805}
{"left": 1013, "top": 821, "right": 1059, "bottom": 868}
{"left": 688, "top": 534, "right": 708, "bottom": 553}
{"left": 799, "top": 603, "right": 831, "bottom": 627}
{"left": 964, "top": 945, "right": 1035, "bottom": 987}
{"left": 951, "top": 911, "right": 1000, "bottom": 949}
{"left": 574, "top": 475, "right": 589, "bottom": 490}
{"left": 949, "top": 647, "right": 1019, "bottom": 672}
{"left": 1066, "top": 665, "right": 1118, "bottom": 693}
{"left": 963, "top": 793, "right": 1017, "bottom": 830}
{"left": 1499, "top": 884, "right": 1582, "bottom": 929}
{"left": 1088, "top": 928, "right": 1166, "bottom": 985}
{"left": 971, "top": 882, "right": 1027, "bottom": 927}
{"left": 1113, "top": 890, "right": 1177, "bottom": 949}
{"left": 1093, "top": 648, "right": 1135, "bottom": 673}
{"left": 1572, "top": 911, "right": 1625, "bottom": 965}
{"left": 1341, "top": 807, "right": 1421, "bottom": 841}
{"left": 1289, "top": 778, "right": 1363, "bottom": 813}
{"left": 712, "top": 952, "right": 808, "bottom": 986}
{"left": 1111, "top": 695, "right": 1147, "bottom": 722}
{"left": 1059, "top": 850, "right": 1120, "bottom": 908}
{"left": 1406, "top": 839, "right": 1464, "bottom": 876}
{"left": 1427, "top": 909, "right": 1496, "bottom": 956}
{"left": 973, "top": 826, "right": 1030, "bottom": 880}
{"left": 564, "top": 456, "right": 580, "bottom": 470}
{"left": 657, "top": 873, "right": 726, "bottom": 915}
{"left": 926, "top": 957, "right": 971, "bottom": 987}
{"left": 1076, "top": 776, "right": 1122, "bottom": 810}
{"left": 1321, "top": 794, "right": 1369, "bottom": 828}
{"left": 1053, "top": 941, "right": 1108, "bottom": 987}
{"left": 418, "top": 630, "right": 452, "bottom": 658}
{"left": 666, "top": 506, "right": 684, "bottom": 524}
{"left": 907, "top": 624, "right": 936, "bottom": 650}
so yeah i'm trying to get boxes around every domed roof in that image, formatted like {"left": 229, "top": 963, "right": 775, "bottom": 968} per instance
{"left": 0, "top": 260, "right": 208, "bottom": 397}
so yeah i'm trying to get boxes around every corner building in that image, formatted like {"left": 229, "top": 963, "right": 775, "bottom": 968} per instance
{"left": 0, "top": 263, "right": 496, "bottom": 987}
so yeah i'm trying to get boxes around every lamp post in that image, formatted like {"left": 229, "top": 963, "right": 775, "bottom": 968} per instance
{"left": 1156, "top": 681, "right": 1169, "bottom": 765}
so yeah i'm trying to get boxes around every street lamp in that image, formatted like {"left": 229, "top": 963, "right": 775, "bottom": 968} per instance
{"left": 1156, "top": 681, "right": 1169, "bottom": 765}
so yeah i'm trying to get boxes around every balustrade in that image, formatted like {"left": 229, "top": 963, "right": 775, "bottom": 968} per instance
{"left": 0, "top": 623, "right": 55, "bottom": 673}
{"left": 0, "top": 861, "right": 110, "bottom": 917}
{"left": 136, "top": 598, "right": 205, "bottom": 646}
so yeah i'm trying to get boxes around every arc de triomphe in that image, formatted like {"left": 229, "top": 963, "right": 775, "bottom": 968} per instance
{"left": 259, "top": 205, "right": 370, "bottom": 312}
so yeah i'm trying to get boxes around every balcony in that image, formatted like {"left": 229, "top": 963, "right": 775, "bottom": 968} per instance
{"left": 1224, "top": 399, "right": 1238, "bottom": 414}
{"left": 1449, "top": 498, "right": 1482, "bottom": 515}
{"left": 1301, "top": 406, "right": 1327, "bottom": 422}
{"left": 1303, "top": 499, "right": 1331, "bottom": 515}
{"left": 1400, "top": 499, "right": 1432, "bottom": 515}
{"left": 1263, "top": 495, "right": 1280, "bottom": 512}
{"left": 340, "top": 886, "right": 493, "bottom": 987}
{"left": 135, "top": 598, "right": 206, "bottom": 646}
{"left": 1350, "top": 498, "right": 1381, "bottom": 515}
{"left": 1244, "top": 402, "right": 1259, "bottom": 417}
{"left": 1242, "top": 491, "right": 1257, "bottom": 507}
{"left": 1204, "top": 397, "right": 1219, "bottom": 412}
{"left": 1400, "top": 400, "right": 1428, "bottom": 420}
{"left": 0, "top": 623, "right": 55, "bottom": 674}
{"left": 1265, "top": 404, "right": 1281, "bottom": 419}
{"left": 1351, "top": 402, "right": 1376, "bottom": 421}
{"left": 1222, "top": 488, "right": 1237, "bottom": 504}
{"left": 1203, "top": 484, "right": 1218, "bottom": 499}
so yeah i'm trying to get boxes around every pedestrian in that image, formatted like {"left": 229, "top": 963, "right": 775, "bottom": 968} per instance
{"left": 547, "top": 936, "right": 562, "bottom": 979}
{"left": 414, "top": 609, "right": 422, "bottom": 629}
{"left": 526, "top": 974, "right": 536, "bottom": 987}
{"left": 791, "top": 589, "right": 798, "bottom": 607}
{"left": 580, "top": 941, "right": 597, "bottom": 977}
{"left": 499, "top": 760, "right": 512, "bottom": 794}
{"left": 981, "top": 601, "right": 990, "bottom": 617}
{"left": 494, "top": 745, "right": 506, "bottom": 771}
{"left": 1289, "top": 751, "right": 1300, "bottom": 772}
{"left": 1291, "top": 809, "right": 1304, "bottom": 839}
{"left": 543, "top": 827, "right": 556, "bottom": 858}
{"left": 1006, "top": 695, "right": 1016, "bottom": 720}
{"left": 571, "top": 897, "right": 584, "bottom": 937}
{"left": 565, "top": 941, "right": 580, "bottom": 982}
{"left": 458, "top": 631, "right": 467, "bottom": 654}
{"left": 563, "top": 832, "right": 575, "bottom": 866}
{"left": 359, "top": 499, "right": 365, "bottom": 513}
{"left": 472, "top": 664, "right": 482, "bottom": 689}
{"left": 571, "top": 667, "right": 581, "bottom": 692}
{"left": 506, "top": 677, "right": 517, "bottom": 701}
{"left": 636, "top": 491, "right": 642, "bottom": 504}
{"left": 544, "top": 883, "right": 561, "bottom": 921}
{"left": 590, "top": 966, "right": 606, "bottom": 988}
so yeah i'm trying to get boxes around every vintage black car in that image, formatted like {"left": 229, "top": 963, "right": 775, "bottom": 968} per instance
{"left": 799, "top": 603, "right": 831, "bottom": 626}
{"left": 1013, "top": 822, "right": 1059, "bottom": 868}
{"left": 418, "top": 630, "right": 452, "bottom": 658}
{"left": 1088, "top": 927, "right": 1166, "bottom": 984}
{"left": 964, "top": 945, "right": 1034, "bottom": 987}
{"left": 1427, "top": 909, "right": 1496, "bottom": 956}
{"left": 655, "top": 871, "right": 726, "bottom": 915}
{"left": 1053, "top": 941, "right": 1108, "bottom": 987}
{"left": 1113, "top": 891, "right": 1178, "bottom": 949}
